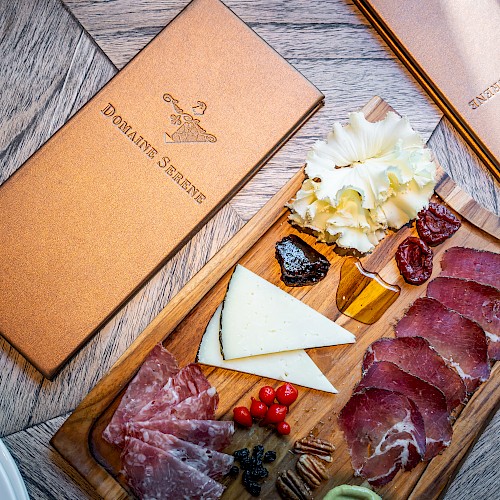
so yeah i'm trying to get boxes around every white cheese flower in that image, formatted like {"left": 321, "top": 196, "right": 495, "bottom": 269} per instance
{"left": 288, "top": 112, "right": 436, "bottom": 253}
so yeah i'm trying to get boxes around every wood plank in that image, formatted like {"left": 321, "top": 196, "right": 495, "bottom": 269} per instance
{"left": 51, "top": 97, "right": 500, "bottom": 499}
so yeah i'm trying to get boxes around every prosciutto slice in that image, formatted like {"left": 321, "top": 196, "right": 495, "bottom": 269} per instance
{"left": 427, "top": 277, "right": 500, "bottom": 361}
{"left": 103, "top": 344, "right": 179, "bottom": 447}
{"left": 338, "top": 387, "right": 426, "bottom": 486}
{"left": 129, "top": 428, "right": 234, "bottom": 479}
{"left": 363, "top": 337, "right": 466, "bottom": 411}
{"left": 122, "top": 437, "right": 224, "bottom": 500}
{"left": 440, "top": 247, "right": 500, "bottom": 289}
{"left": 148, "top": 387, "right": 219, "bottom": 422}
{"left": 132, "top": 364, "right": 211, "bottom": 422}
{"left": 126, "top": 419, "right": 234, "bottom": 451}
{"left": 395, "top": 297, "right": 490, "bottom": 393}
{"left": 356, "top": 361, "right": 452, "bottom": 460}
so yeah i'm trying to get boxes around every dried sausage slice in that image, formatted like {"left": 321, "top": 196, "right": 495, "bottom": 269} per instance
{"left": 338, "top": 388, "right": 426, "bottom": 486}
{"left": 356, "top": 361, "right": 452, "bottom": 460}
{"left": 395, "top": 297, "right": 490, "bottom": 392}
{"left": 363, "top": 337, "right": 466, "bottom": 411}
{"left": 103, "top": 344, "right": 179, "bottom": 447}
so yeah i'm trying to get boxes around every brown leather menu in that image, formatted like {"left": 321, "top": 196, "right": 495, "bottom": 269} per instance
{"left": 354, "top": 0, "right": 500, "bottom": 180}
{"left": 0, "top": 0, "right": 323, "bottom": 378}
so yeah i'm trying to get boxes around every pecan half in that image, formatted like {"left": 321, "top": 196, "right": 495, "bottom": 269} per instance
{"left": 293, "top": 436, "right": 335, "bottom": 462}
{"left": 276, "top": 470, "right": 311, "bottom": 500}
{"left": 296, "top": 454, "right": 328, "bottom": 488}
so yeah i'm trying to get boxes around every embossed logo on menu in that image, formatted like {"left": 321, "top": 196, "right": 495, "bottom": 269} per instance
{"left": 468, "top": 78, "right": 500, "bottom": 110}
{"left": 163, "top": 93, "right": 217, "bottom": 143}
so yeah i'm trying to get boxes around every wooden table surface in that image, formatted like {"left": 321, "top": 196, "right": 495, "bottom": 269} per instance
{"left": 0, "top": 1, "right": 498, "bottom": 498}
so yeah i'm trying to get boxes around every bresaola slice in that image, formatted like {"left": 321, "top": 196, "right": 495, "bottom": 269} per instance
{"left": 122, "top": 437, "right": 224, "bottom": 500}
{"left": 395, "top": 297, "right": 490, "bottom": 393}
{"left": 439, "top": 247, "right": 500, "bottom": 289}
{"left": 427, "top": 277, "right": 500, "bottom": 361}
{"left": 355, "top": 361, "right": 452, "bottom": 460}
{"left": 126, "top": 419, "right": 234, "bottom": 451}
{"left": 363, "top": 337, "right": 466, "bottom": 411}
{"left": 128, "top": 429, "right": 234, "bottom": 480}
{"left": 338, "top": 388, "right": 426, "bottom": 486}
{"left": 132, "top": 364, "right": 211, "bottom": 423}
{"left": 103, "top": 344, "right": 179, "bottom": 447}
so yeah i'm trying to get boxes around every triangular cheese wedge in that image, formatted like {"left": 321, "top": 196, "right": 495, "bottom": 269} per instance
{"left": 220, "top": 265, "right": 356, "bottom": 360}
{"left": 198, "top": 305, "right": 337, "bottom": 393}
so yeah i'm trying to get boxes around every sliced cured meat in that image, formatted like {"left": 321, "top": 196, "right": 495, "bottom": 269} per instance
{"left": 395, "top": 297, "right": 490, "bottom": 393}
{"left": 356, "top": 361, "right": 452, "bottom": 460}
{"left": 132, "top": 364, "right": 211, "bottom": 422}
{"left": 427, "top": 277, "right": 500, "bottom": 361}
{"left": 440, "top": 247, "right": 500, "bottom": 289}
{"left": 103, "top": 344, "right": 179, "bottom": 447}
{"left": 127, "top": 418, "right": 233, "bottom": 451}
{"left": 363, "top": 337, "right": 466, "bottom": 411}
{"left": 129, "top": 428, "right": 234, "bottom": 479}
{"left": 126, "top": 419, "right": 234, "bottom": 451}
{"left": 148, "top": 387, "right": 219, "bottom": 422}
{"left": 122, "top": 437, "right": 224, "bottom": 500}
{"left": 338, "top": 388, "right": 426, "bottom": 487}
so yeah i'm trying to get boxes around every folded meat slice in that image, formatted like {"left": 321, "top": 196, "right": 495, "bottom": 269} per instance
{"left": 395, "top": 297, "right": 490, "bottom": 393}
{"left": 363, "top": 337, "right": 466, "bottom": 411}
{"left": 356, "top": 361, "right": 452, "bottom": 460}
{"left": 440, "top": 247, "right": 500, "bottom": 289}
{"left": 427, "top": 277, "right": 500, "bottom": 361}
{"left": 103, "top": 344, "right": 179, "bottom": 447}
{"left": 126, "top": 419, "right": 234, "bottom": 451}
{"left": 132, "top": 364, "right": 211, "bottom": 422}
{"left": 147, "top": 387, "right": 219, "bottom": 422}
{"left": 338, "top": 387, "right": 426, "bottom": 487}
{"left": 129, "top": 428, "right": 234, "bottom": 479}
{"left": 122, "top": 437, "right": 224, "bottom": 500}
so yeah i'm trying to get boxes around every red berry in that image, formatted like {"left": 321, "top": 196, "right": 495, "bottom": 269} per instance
{"left": 250, "top": 397, "right": 268, "bottom": 419}
{"left": 277, "top": 421, "right": 291, "bottom": 435}
{"left": 265, "top": 403, "right": 288, "bottom": 424}
{"left": 233, "top": 407, "right": 252, "bottom": 427}
{"left": 259, "top": 386, "right": 276, "bottom": 406}
{"left": 275, "top": 383, "right": 298, "bottom": 406}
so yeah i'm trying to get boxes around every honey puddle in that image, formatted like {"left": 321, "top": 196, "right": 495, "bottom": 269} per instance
{"left": 336, "top": 257, "right": 400, "bottom": 324}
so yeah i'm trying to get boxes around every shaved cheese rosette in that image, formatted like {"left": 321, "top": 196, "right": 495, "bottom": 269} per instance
{"left": 288, "top": 112, "right": 436, "bottom": 253}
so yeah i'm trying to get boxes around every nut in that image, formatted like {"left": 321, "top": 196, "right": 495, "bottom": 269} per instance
{"left": 293, "top": 435, "right": 335, "bottom": 462}
{"left": 296, "top": 454, "right": 328, "bottom": 488}
{"left": 276, "top": 470, "right": 311, "bottom": 500}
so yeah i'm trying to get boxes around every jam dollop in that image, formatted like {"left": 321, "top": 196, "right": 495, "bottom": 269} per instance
{"left": 275, "top": 234, "right": 330, "bottom": 286}
{"left": 395, "top": 236, "right": 433, "bottom": 285}
{"left": 416, "top": 202, "right": 461, "bottom": 245}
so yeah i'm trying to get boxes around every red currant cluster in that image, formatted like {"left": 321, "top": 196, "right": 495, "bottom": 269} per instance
{"left": 233, "top": 383, "right": 298, "bottom": 435}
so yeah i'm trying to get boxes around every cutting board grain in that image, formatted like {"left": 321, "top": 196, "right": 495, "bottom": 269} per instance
{"left": 51, "top": 97, "right": 500, "bottom": 499}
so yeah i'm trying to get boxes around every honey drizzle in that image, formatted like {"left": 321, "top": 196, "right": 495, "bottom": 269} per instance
{"left": 336, "top": 256, "right": 400, "bottom": 324}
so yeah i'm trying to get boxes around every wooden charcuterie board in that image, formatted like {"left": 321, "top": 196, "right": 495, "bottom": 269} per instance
{"left": 51, "top": 97, "right": 500, "bottom": 500}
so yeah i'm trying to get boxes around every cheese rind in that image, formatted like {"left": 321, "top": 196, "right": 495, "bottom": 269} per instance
{"left": 198, "top": 305, "right": 337, "bottom": 393}
{"left": 220, "top": 265, "right": 355, "bottom": 359}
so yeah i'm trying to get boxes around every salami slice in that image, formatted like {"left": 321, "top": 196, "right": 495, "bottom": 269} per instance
{"left": 427, "top": 277, "right": 500, "bottom": 361}
{"left": 356, "top": 361, "right": 452, "bottom": 460}
{"left": 440, "top": 247, "right": 500, "bottom": 289}
{"left": 126, "top": 419, "right": 234, "bottom": 451}
{"left": 103, "top": 344, "right": 179, "bottom": 447}
{"left": 338, "top": 388, "right": 426, "bottom": 486}
{"left": 130, "top": 428, "right": 234, "bottom": 479}
{"left": 146, "top": 387, "right": 219, "bottom": 422}
{"left": 122, "top": 437, "right": 225, "bottom": 500}
{"left": 363, "top": 337, "right": 466, "bottom": 411}
{"left": 132, "top": 364, "right": 211, "bottom": 423}
{"left": 395, "top": 297, "right": 490, "bottom": 393}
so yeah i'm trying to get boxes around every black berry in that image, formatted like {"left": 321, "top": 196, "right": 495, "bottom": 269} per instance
{"left": 233, "top": 448, "right": 250, "bottom": 461}
{"left": 228, "top": 465, "right": 239, "bottom": 477}
{"left": 263, "top": 450, "right": 276, "bottom": 463}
